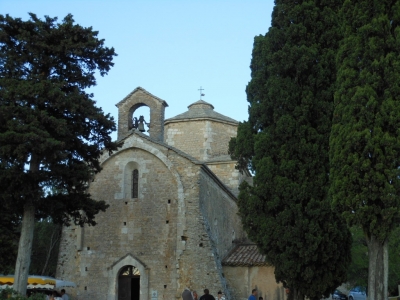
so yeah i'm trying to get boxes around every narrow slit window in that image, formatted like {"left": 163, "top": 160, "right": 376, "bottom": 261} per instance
{"left": 131, "top": 169, "right": 138, "bottom": 198}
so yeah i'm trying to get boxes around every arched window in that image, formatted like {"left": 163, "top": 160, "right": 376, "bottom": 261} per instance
{"left": 131, "top": 169, "right": 138, "bottom": 198}
{"left": 120, "top": 265, "right": 140, "bottom": 276}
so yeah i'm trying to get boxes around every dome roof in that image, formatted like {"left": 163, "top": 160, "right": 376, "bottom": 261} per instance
{"left": 165, "top": 100, "right": 238, "bottom": 124}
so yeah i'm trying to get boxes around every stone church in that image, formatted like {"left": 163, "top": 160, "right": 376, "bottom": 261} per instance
{"left": 56, "top": 87, "right": 285, "bottom": 300}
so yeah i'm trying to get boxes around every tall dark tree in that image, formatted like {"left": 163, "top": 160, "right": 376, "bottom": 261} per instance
{"left": 330, "top": 1, "right": 400, "bottom": 299}
{"left": 229, "top": 1, "right": 351, "bottom": 299}
{"left": 0, "top": 200, "right": 18, "bottom": 274}
{"left": 0, "top": 13, "right": 120, "bottom": 295}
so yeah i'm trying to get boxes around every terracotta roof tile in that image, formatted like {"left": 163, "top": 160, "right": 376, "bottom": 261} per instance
{"left": 222, "top": 244, "right": 268, "bottom": 267}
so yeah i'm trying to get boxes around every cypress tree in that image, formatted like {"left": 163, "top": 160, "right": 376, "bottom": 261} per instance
{"left": 330, "top": 1, "right": 400, "bottom": 299}
{"left": 230, "top": 1, "right": 351, "bottom": 299}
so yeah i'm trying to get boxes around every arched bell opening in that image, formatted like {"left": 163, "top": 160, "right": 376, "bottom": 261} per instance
{"left": 129, "top": 104, "right": 150, "bottom": 135}
{"left": 118, "top": 265, "right": 141, "bottom": 300}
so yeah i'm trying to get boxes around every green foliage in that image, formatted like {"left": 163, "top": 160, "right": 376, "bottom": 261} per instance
{"left": 346, "top": 227, "right": 368, "bottom": 287}
{"left": 0, "top": 288, "right": 46, "bottom": 300}
{"left": 329, "top": 1, "right": 400, "bottom": 296}
{"left": 0, "top": 12, "right": 121, "bottom": 226}
{"left": 0, "top": 205, "right": 18, "bottom": 274}
{"left": 0, "top": 13, "right": 121, "bottom": 295}
{"left": 228, "top": 121, "right": 255, "bottom": 172}
{"left": 0, "top": 218, "right": 62, "bottom": 275}
{"left": 388, "top": 227, "right": 400, "bottom": 294}
{"left": 28, "top": 294, "right": 46, "bottom": 300}
{"left": 346, "top": 226, "right": 400, "bottom": 295}
{"left": 330, "top": 0, "right": 400, "bottom": 242}
{"left": 232, "top": 1, "right": 351, "bottom": 299}
{"left": 29, "top": 219, "right": 61, "bottom": 276}
{"left": 329, "top": 1, "right": 400, "bottom": 298}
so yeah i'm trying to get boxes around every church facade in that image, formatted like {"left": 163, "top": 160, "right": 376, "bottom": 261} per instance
{"left": 56, "top": 87, "right": 284, "bottom": 300}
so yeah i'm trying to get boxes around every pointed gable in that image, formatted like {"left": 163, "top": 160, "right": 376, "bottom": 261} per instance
{"left": 116, "top": 87, "right": 168, "bottom": 141}
{"left": 116, "top": 86, "right": 168, "bottom": 108}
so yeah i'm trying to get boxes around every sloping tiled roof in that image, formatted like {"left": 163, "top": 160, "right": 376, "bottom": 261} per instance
{"left": 165, "top": 99, "right": 238, "bottom": 125}
{"left": 222, "top": 244, "right": 268, "bottom": 267}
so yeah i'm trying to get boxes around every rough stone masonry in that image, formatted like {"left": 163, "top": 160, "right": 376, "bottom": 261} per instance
{"left": 57, "top": 87, "right": 283, "bottom": 300}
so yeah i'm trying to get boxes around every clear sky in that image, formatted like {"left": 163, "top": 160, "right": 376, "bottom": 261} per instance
{"left": 2, "top": 0, "right": 274, "bottom": 139}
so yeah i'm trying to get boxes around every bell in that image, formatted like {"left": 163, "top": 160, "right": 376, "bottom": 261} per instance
{"left": 138, "top": 122, "right": 145, "bottom": 132}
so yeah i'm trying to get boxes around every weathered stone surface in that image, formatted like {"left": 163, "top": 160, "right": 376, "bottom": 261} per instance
{"left": 56, "top": 88, "right": 280, "bottom": 300}
{"left": 116, "top": 87, "right": 168, "bottom": 141}
{"left": 223, "top": 266, "right": 285, "bottom": 300}
{"left": 164, "top": 102, "right": 238, "bottom": 162}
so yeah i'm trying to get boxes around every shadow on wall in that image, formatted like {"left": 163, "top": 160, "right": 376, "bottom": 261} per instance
{"left": 243, "top": 287, "right": 286, "bottom": 300}
{"left": 273, "top": 286, "right": 286, "bottom": 300}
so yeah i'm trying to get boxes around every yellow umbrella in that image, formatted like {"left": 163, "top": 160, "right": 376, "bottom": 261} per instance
{"left": 0, "top": 275, "right": 56, "bottom": 289}
{"left": 0, "top": 276, "right": 13, "bottom": 285}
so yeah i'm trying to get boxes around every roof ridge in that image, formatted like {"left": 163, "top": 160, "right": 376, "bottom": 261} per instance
{"left": 165, "top": 110, "right": 238, "bottom": 124}
{"left": 188, "top": 100, "right": 214, "bottom": 109}
{"left": 116, "top": 86, "right": 169, "bottom": 107}
{"left": 116, "top": 129, "right": 201, "bottom": 164}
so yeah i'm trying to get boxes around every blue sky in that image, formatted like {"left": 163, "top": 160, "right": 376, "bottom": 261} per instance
{"left": 2, "top": 0, "right": 274, "bottom": 139}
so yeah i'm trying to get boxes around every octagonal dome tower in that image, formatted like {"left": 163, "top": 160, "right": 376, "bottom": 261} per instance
{"left": 164, "top": 100, "right": 238, "bottom": 162}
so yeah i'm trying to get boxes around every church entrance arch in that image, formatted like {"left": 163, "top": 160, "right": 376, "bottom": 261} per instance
{"left": 118, "top": 265, "right": 140, "bottom": 300}
{"left": 108, "top": 254, "right": 148, "bottom": 300}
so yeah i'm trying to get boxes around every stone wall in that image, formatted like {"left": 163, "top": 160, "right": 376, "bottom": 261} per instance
{"left": 159, "top": 148, "right": 231, "bottom": 298}
{"left": 57, "top": 225, "right": 81, "bottom": 282}
{"left": 57, "top": 133, "right": 231, "bottom": 300}
{"left": 223, "top": 266, "right": 286, "bottom": 300}
{"left": 58, "top": 143, "right": 180, "bottom": 300}
{"left": 116, "top": 87, "right": 167, "bottom": 141}
{"left": 206, "top": 161, "right": 247, "bottom": 196}
{"left": 198, "top": 167, "right": 248, "bottom": 299}
{"left": 199, "top": 167, "right": 246, "bottom": 259}
{"left": 164, "top": 120, "right": 237, "bottom": 162}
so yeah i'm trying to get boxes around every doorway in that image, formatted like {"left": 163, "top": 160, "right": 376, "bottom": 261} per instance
{"left": 118, "top": 265, "right": 140, "bottom": 300}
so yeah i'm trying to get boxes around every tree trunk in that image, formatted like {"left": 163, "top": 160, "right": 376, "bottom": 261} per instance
{"left": 367, "top": 234, "right": 388, "bottom": 300}
{"left": 14, "top": 203, "right": 35, "bottom": 296}
{"left": 292, "top": 287, "right": 305, "bottom": 300}
{"left": 14, "top": 153, "right": 40, "bottom": 296}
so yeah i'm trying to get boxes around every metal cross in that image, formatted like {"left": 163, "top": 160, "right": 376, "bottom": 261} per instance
{"left": 198, "top": 86, "right": 205, "bottom": 100}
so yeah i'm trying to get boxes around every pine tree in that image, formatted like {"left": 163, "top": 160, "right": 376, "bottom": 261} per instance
{"left": 230, "top": 1, "right": 351, "bottom": 299}
{"left": 330, "top": 1, "right": 400, "bottom": 299}
{"left": 0, "top": 200, "right": 18, "bottom": 274}
{"left": 0, "top": 13, "right": 120, "bottom": 295}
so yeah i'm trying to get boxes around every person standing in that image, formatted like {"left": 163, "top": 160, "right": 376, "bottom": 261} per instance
{"left": 50, "top": 291, "right": 59, "bottom": 300}
{"left": 248, "top": 289, "right": 257, "bottom": 300}
{"left": 182, "top": 287, "right": 194, "bottom": 300}
{"left": 193, "top": 290, "right": 199, "bottom": 300}
{"left": 217, "top": 291, "right": 225, "bottom": 300}
{"left": 60, "top": 289, "right": 69, "bottom": 300}
{"left": 199, "top": 289, "right": 216, "bottom": 300}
